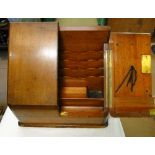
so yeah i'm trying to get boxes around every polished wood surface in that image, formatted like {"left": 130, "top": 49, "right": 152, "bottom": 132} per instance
{"left": 59, "top": 26, "right": 110, "bottom": 51}
{"left": 61, "top": 68, "right": 104, "bottom": 77}
{"left": 61, "top": 87, "right": 87, "bottom": 98}
{"left": 110, "top": 32, "right": 154, "bottom": 116}
{"left": 111, "top": 33, "right": 152, "bottom": 97}
{"left": 61, "top": 98, "right": 104, "bottom": 106}
{"left": 61, "top": 59, "right": 103, "bottom": 69}
{"left": 7, "top": 24, "right": 110, "bottom": 127}
{"left": 59, "top": 27, "right": 109, "bottom": 107}
{"left": 8, "top": 22, "right": 58, "bottom": 106}
{"left": 110, "top": 97, "right": 155, "bottom": 117}
{"left": 60, "top": 50, "right": 103, "bottom": 61}
{"left": 61, "top": 76, "right": 104, "bottom": 90}
{"left": 61, "top": 106, "right": 105, "bottom": 117}
{"left": 8, "top": 24, "right": 155, "bottom": 126}
{"left": 9, "top": 105, "right": 108, "bottom": 127}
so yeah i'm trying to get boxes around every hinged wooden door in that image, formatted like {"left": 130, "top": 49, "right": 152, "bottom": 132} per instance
{"left": 107, "top": 32, "right": 155, "bottom": 117}
{"left": 8, "top": 22, "right": 58, "bottom": 106}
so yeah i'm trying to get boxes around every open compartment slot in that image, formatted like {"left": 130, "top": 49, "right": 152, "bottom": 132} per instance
{"left": 58, "top": 26, "right": 110, "bottom": 110}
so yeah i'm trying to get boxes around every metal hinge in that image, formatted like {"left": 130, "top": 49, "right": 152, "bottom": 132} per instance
{"left": 104, "top": 43, "right": 113, "bottom": 109}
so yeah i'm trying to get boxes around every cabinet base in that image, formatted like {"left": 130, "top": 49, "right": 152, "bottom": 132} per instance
{"left": 18, "top": 121, "right": 108, "bottom": 128}
{"left": 9, "top": 105, "right": 109, "bottom": 128}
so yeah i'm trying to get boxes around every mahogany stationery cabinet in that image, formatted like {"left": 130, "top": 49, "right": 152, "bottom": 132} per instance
{"left": 7, "top": 22, "right": 154, "bottom": 127}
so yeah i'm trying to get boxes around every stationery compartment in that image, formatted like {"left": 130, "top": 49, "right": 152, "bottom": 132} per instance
{"left": 58, "top": 27, "right": 110, "bottom": 108}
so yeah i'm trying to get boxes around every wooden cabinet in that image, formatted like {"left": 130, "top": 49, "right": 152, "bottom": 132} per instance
{"left": 7, "top": 22, "right": 154, "bottom": 127}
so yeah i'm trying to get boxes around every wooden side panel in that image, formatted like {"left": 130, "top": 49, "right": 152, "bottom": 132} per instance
{"left": 8, "top": 23, "right": 58, "bottom": 106}
{"left": 110, "top": 33, "right": 154, "bottom": 117}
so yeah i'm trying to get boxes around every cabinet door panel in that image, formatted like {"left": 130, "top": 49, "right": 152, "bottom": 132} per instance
{"left": 109, "top": 33, "right": 154, "bottom": 116}
{"left": 8, "top": 23, "right": 58, "bottom": 106}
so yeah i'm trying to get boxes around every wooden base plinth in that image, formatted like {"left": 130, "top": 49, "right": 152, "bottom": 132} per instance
{"left": 18, "top": 121, "right": 108, "bottom": 128}
{"left": 9, "top": 105, "right": 109, "bottom": 128}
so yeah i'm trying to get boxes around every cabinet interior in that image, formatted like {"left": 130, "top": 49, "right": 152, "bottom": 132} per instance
{"left": 58, "top": 27, "right": 110, "bottom": 109}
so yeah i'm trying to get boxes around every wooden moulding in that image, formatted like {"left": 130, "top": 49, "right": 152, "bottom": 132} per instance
{"left": 18, "top": 122, "right": 108, "bottom": 128}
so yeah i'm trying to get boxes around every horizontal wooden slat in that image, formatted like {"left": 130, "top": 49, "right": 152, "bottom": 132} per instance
{"left": 62, "top": 50, "right": 103, "bottom": 55}
{"left": 60, "top": 68, "right": 104, "bottom": 77}
{"left": 61, "top": 98, "right": 104, "bottom": 106}
{"left": 61, "top": 87, "right": 87, "bottom": 98}
{"left": 60, "top": 59, "right": 103, "bottom": 69}
{"left": 60, "top": 78, "right": 87, "bottom": 87}
{"left": 61, "top": 106, "right": 105, "bottom": 117}
{"left": 110, "top": 97, "right": 155, "bottom": 117}
{"left": 60, "top": 51, "right": 103, "bottom": 61}
{"left": 59, "top": 76, "right": 104, "bottom": 90}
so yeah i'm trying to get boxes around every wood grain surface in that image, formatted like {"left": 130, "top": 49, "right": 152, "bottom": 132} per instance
{"left": 111, "top": 33, "right": 152, "bottom": 97}
{"left": 7, "top": 25, "right": 110, "bottom": 127}
{"left": 61, "top": 87, "right": 87, "bottom": 98}
{"left": 110, "top": 32, "right": 154, "bottom": 117}
{"left": 8, "top": 22, "right": 58, "bottom": 106}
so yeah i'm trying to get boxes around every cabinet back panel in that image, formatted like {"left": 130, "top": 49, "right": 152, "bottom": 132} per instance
{"left": 59, "top": 26, "right": 110, "bottom": 51}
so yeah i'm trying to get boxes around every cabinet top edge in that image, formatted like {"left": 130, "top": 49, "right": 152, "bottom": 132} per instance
{"left": 59, "top": 26, "right": 111, "bottom": 31}
{"left": 110, "top": 32, "right": 151, "bottom": 35}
